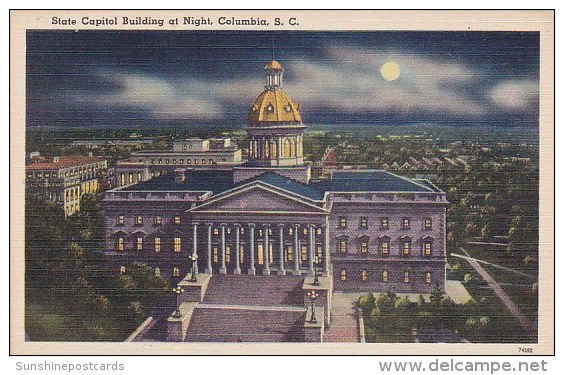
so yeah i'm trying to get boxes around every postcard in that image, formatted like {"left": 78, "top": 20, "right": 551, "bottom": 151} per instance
{"left": 10, "top": 10, "right": 554, "bottom": 355}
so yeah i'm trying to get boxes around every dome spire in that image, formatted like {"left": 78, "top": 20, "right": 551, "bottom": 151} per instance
{"left": 264, "top": 60, "right": 283, "bottom": 90}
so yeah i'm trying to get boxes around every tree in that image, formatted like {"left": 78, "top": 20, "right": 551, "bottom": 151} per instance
{"left": 429, "top": 283, "right": 444, "bottom": 309}
{"left": 358, "top": 293, "right": 376, "bottom": 314}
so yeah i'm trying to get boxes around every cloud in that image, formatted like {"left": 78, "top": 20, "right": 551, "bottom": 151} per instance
{"left": 488, "top": 79, "right": 539, "bottom": 112}
{"left": 63, "top": 45, "right": 537, "bottom": 123}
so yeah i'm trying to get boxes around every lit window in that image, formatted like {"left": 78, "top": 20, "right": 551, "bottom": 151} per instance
{"left": 340, "top": 269, "right": 347, "bottom": 281}
{"left": 361, "top": 270, "right": 368, "bottom": 282}
{"left": 317, "top": 228, "right": 322, "bottom": 235}
{"left": 380, "top": 217, "right": 389, "bottom": 229}
{"left": 135, "top": 216, "right": 143, "bottom": 225}
{"left": 179, "top": 159, "right": 184, "bottom": 164}
{"left": 288, "top": 227, "right": 294, "bottom": 236}
{"left": 424, "top": 242, "right": 432, "bottom": 256}
{"left": 195, "top": 159, "right": 199, "bottom": 165}
{"left": 301, "top": 246, "right": 308, "bottom": 261}
{"left": 120, "top": 266, "right": 126, "bottom": 274}
{"left": 425, "top": 271, "right": 432, "bottom": 284}
{"left": 404, "top": 271, "right": 410, "bottom": 283}
{"left": 173, "top": 237, "right": 181, "bottom": 252}
{"left": 316, "top": 246, "right": 322, "bottom": 258}
{"left": 117, "top": 215, "right": 124, "bottom": 225}
{"left": 187, "top": 159, "right": 192, "bottom": 164}
{"left": 154, "top": 216, "right": 162, "bottom": 226}
{"left": 287, "top": 246, "right": 294, "bottom": 261}
{"left": 303, "top": 228, "right": 307, "bottom": 235}
{"left": 174, "top": 216, "right": 181, "bottom": 225}
{"left": 240, "top": 227, "right": 244, "bottom": 235}
{"left": 212, "top": 247, "right": 218, "bottom": 263}
{"left": 173, "top": 267, "right": 180, "bottom": 277}
{"left": 402, "top": 241, "right": 411, "bottom": 256}
{"left": 202, "top": 159, "right": 206, "bottom": 164}
{"left": 239, "top": 246, "right": 245, "bottom": 264}
{"left": 402, "top": 218, "right": 411, "bottom": 229}
{"left": 214, "top": 228, "right": 219, "bottom": 235}
{"left": 154, "top": 268, "right": 161, "bottom": 277}
{"left": 380, "top": 241, "right": 389, "bottom": 255}
{"left": 339, "top": 239, "right": 348, "bottom": 254}
{"left": 382, "top": 270, "right": 389, "bottom": 283}
{"left": 360, "top": 217, "right": 368, "bottom": 228}
{"left": 225, "top": 246, "right": 231, "bottom": 262}
{"left": 338, "top": 217, "right": 347, "bottom": 228}
{"left": 227, "top": 228, "right": 231, "bottom": 235}
{"left": 129, "top": 174, "right": 133, "bottom": 184}
{"left": 154, "top": 237, "right": 161, "bottom": 252}
{"left": 116, "top": 237, "right": 124, "bottom": 251}
{"left": 165, "top": 159, "right": 170, "bottom": 164}
{"left": 136, "top": 237, "right": 143, "bottom": 251}
{"left": 172, "top": 159, "right": 177, "bottom": 164}
{"left": 424, "top": 218, "right": 432, "bottom": 230}
{"left": 360, "top": 241, "right": 368, "bottom": 256}
{"left": 137, "top": 172, "right": 141, "bottom": 182}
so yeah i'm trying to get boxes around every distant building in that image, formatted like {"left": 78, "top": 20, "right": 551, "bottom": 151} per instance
{"left": 114, "top": 137, "right": 243, "bottom": 187}
{"left": 26, "top": 154, "right": 108, "bottom": 216}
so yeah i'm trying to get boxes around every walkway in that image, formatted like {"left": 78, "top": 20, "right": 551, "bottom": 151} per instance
{"left": 452, "top": 252, "right": 536, "bottom": 337}
{"left": 324, "top": 292, "right": 361, "bottom": 342}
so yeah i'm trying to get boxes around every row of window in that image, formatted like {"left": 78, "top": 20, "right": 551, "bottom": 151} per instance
{"left": 338, "top": 217, "right": 433, "bottom": 230}
{"left": 28, "top": 166, "right": 100, "bottom": 179}
{"left": 117, "top": 215, "right": 181, "bottom": 226}
{"left": 119, "top": 266, "right": 180, "bottom": 277}
{"left": 116, "top": 237, "right": 181, "bottom": 252}
{"left": 149, "top": 158, "right": 216, "bottom": 165}
{"left": 338, "top": 239, "right": 433, "bottom": 256}
{"left": 339, "top": 269, "right": 433, "bottom": 284}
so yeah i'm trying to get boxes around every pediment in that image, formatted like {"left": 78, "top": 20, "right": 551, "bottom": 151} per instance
{"left": 190, "top": 183, "right": 327, "bottom": 214}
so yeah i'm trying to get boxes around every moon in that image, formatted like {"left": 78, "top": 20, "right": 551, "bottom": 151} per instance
{"left": 380, "top": 61, "right": 401, "bottom": 81}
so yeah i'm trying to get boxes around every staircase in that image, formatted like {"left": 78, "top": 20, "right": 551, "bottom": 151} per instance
{"left": 185, "top": 275, "right": 308, "bottom": 342}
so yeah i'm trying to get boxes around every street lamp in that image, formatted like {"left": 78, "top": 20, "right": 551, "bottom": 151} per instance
{"left": 172, "top": 285, "right": 184, "bottom": 318}
{"left": 307, "top": 290, "right": 318, "bottom": 324}
{"left": 190, "top": 253, "right": 199, "bottom": 282}
{"left": 312, "top": 255, "right": 320, "bottom": 286}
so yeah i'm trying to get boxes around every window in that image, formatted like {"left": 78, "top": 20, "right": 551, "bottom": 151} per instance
{"left": 360, "top": 241, "right": 368, "bottom": 256}
{"left": 165, "top": 159, "right": 170, "bottom": 164}
{"left": 154, "top": 216, "right": 162, "bottom": 226}
{"left": 424, "top": 218, "right": 432, "bottom": 230}
{"left": 380, "top": 241, "right": 389, "bottom": 255}
{"left": 213, "top": 247, "right": 219, "bottom": 263}
{"left": 179, "top": 159, "right": 184, "bottom": 164}
{"left": 187, "top": 159, "right": 192, "bottom": 164}
{"left": 154, "top": 268, "right": 160, "bottom": 277}
{"left": 382, "top": 270, "right": 389, "bottom": 283}
{"left": 120, "top": 266, "right": 126, "bottom": 274}
{"left": 213, "top": 228, "right": 219, "bottom": 235}
{"left": 172, "top": 159, "right": 177, "bottom": 164}
{"left": 116, "top": 237, "right": 124, "bottom": 251}
{"left": 135, "top": 216, "right": 143, "bottom": 225}
{"left": 136, "top": 237, "right": 143, "bottom": 251}
{"left": 361, "top": 270, "right": 368, "bottom": 282}
{"left": 225, "top": 246, "right": 231, "bottom": 262}
{"left": 202, "top": 159, "right": 206, "bottom": 164}
{"left": 287, "top": 246, "right": 294, "bottom": 261}
{"left": 425, "top": 271, "right": 432, "bottom": 284}
{"left": 173, "top": 267, "right": 180, "bottom": 277}
{"left": 338, "top": 239, "right": 348, "bottom": 254}
{"left": 380, "top": 217, "right": 389, "bottom": 229}
{"left": 301, "top": 246, "right": 308, "bottom": 261}
{"left": 402, "top": 241, "right": 411, "bottom": 256}
{"left": 173, "top": 237, "right": 181, "bottom": 252}
{"left": 117, "top": 215, "right": 124, "bottom": 225}
{"left": 194, "top": 159, "right": 199, "bottom": 165}
{"left": 340, "top": 269, "right": 347, "bottom": 281}
{"left": 303, "top": 228, "right": 307, "bottom": 235}
{"left": 239, "top": 246, "right": 244, "bottom": 264}
{"left": 174, "top": 216, "right": 181, "bottom": 225}
{"left": 288, "top": 227, "right": 293, "bottom": 236}
{"left": 154, "top": 237, "right": 161, "bottom": 252}
{"left": 404, "top": 271, "right": 410, "bottom": 283}
{"left": 137, "top": 172, "right": 141, "bottom": 182}
{"left": 227, "top": 228, "right": 231, "bottom": 235}
{"left": 129, "top": 174, "right": 133, "bottom": 184}
{"left": 424, "top": 242, "right": 432, "bottom": 256}
{"left": 360, "top": 217, "right": 368, "bottom": 228}
{"left": 402, "top": 218, "right": 411, "bottom": 229}
{"left": 338, "top": 216, "right": 347, "bottom": 228}
{"left": 316, "top": 246, "right": 323, "bottom": 258}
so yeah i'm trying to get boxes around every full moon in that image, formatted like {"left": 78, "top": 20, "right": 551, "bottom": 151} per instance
{"left": 380, "top": 61, "right": 401, "bottom": 81}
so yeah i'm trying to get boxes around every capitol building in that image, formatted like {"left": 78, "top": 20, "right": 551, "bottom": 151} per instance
{"left": 103, "top": 60, "right": 448, "bottom": 342}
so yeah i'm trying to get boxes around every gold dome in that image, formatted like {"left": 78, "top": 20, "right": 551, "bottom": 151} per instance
{"left": 249, "top": 89, "right": 301, "bottom": 124}
{"left": 264, "top": 60, "right": 283, "bottom": 71}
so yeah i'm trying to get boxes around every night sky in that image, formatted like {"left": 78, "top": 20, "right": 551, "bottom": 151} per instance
{"left": 26, "top": 30, "right": 539, "bottom": 128}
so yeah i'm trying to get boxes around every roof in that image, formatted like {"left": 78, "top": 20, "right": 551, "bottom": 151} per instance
{"left": 264, "top": 60, "right": 283, "bottom": 71}
{"left": 248, "top": 89, "right": 301, "bottom": 124}
{"left": 119, "top": 169, "right": 441, "bottom": 199}
{"left": 26, "top": 156, "right": 105, "bottom": 171}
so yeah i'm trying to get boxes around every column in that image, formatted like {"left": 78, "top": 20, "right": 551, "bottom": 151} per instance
{"left": 278, "top": 138, "right": 283, "bottom": 162}
{"left": 248, "top": 224, "right": 256, "bottom": 275}
{"left": 278, "top": 224, "right": 286, "bottom": 275}
{"left": 323, "top": 223, "right": 330, "bottom": 275}
{"left": 308, "top": 224, "right": 315, "bottom": 276}
{"left": 219, "top": 224, "right": 227, "bottom": 274}
{"left": 192, "top": 222, "right": 199, "bottom": 275}
{"left": 205, "top": 223, "right": 213, "bottom": 274}
{"left": 293, "top": 224, "right": 300, "bottom": 275}
{"left": 263, "top": 224, "right": 270, "bottom": 275}
{"left": 234, "top": 224, "right": 241, "bottom": 274}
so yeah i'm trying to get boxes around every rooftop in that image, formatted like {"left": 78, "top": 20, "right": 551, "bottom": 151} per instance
{"left": 26, "top": 156, "right": 105, "bottom": 171}
{"left": 119, "top": 169, "right": 441, "bottom": 199}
